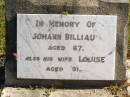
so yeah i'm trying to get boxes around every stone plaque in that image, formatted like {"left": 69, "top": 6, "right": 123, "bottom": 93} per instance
{"left": 17, "top": 14, "right": 117, "bottom": 80}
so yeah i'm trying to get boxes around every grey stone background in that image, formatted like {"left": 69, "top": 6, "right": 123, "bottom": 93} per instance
{"left": 5, "top": 0, "right": 129, "bottom": 87}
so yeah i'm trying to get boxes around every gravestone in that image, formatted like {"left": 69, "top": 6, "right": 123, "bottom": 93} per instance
{"left": 5, "top": 0, "right": 129, "bottom": 87}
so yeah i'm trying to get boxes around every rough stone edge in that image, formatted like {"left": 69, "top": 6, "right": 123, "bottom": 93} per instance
{"left": 1, "top": 87, "right": 115, "bottom": 97}
{"left": 126, "top": 60, "right": 130, "bottom": 96}
{"left": 28, "top": 0, "right": 99, "bottom": 7}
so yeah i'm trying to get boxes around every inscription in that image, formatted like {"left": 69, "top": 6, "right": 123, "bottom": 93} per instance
{"left": 46, "top": 66, "right": 63, "bottom": 72}
{"left": 79, "top": 56, "right": 105, "bottom": 63}
{"left": 48, "top": 45, "right": 65, "bottom": 51}
{"left": 58, "top": 57, "right": 72, "bottom": 62}
{"left": 65, "top": 34, "right": 95, "bottom": 41}
{"left": 49, "top": 20, "right": 80, "bottom": 28}
{"left": 32, "top": 33, "right": 61, "bottom": 40}
{"left": 17, "top": 14, "right": 117, "bottom": 80}
{"left": 43, "top": 57, "right": 53, "bottom": 62}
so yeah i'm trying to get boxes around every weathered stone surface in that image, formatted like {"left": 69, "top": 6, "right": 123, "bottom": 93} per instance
{"left": 1, "top": 87, "right": 115, "bottom": 97}
{"left": 28, "top": 0, "right": 99, "bottom": 7}
{"left": 126, "top": 60, "right": 130, "bottom": 85}
{"left": 5, "top": 0, "right": 129, "bottom": 86}
{"left": 127, "top": 86, "right": 130, "bottom": 96}
{"left": 126, "top": 60, "right": 130, "bottom": 96}
{"left": 126, "top": 70, "right": 130, "bottom": 79}
{"left": 126, "top": 60, "right": 130, "bottom": 68}
{"left": 1, "top": 87, "right": 46, "bottom": 97}
{"left": 49, "top": 89, "right": 114, "bottom": 97}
